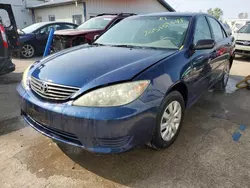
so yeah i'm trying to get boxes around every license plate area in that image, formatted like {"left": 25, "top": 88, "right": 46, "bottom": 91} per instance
{"left": 26, "top": 104, "right": 50, "bottom": 126}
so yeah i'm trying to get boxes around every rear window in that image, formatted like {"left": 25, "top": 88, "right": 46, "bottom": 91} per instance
{"left": 0, "top": 9, "right": 10, "bottom": 27}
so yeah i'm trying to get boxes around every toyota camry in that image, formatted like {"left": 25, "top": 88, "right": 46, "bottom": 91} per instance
{"left": 17, "top": 13, "right": 234, "bottom": 153}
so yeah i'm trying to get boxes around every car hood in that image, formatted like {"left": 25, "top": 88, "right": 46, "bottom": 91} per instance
{"left": 54, "top": 28, "right": 102, "bottom": 36}
{"left": 234, "top": 33, "right": 250, "bottom": 41}
{"left": 31, "top": 45, "right": 177, "bottom": 92}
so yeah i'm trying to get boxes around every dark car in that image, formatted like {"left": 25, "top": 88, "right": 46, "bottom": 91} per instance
{"left": 18, "top": 22, "right": 77, "bottom": 58}
{"left": 17, "top": 13, "right": 234, "bottom": 154}
{"left": 52, "top": 13, "right": 136, "bottom": 52}
{"left": 0, "top": 4, "right": 19, "bottom": 76}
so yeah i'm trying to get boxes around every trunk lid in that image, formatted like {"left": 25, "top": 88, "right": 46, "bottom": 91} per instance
{"left": 0, "top": 3, "right": 19, "bottom": 70}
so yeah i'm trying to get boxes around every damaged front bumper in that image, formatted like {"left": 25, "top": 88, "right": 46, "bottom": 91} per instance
{"left": 17, "top": 84, "right": 157, "bottom": 153}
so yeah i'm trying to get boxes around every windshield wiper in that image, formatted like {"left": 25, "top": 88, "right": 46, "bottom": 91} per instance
{"left": 111, "top": 44, "right": 142, "bottom": 48}
{"left": 91, "top": 43, "right": 105, "bottom": 46}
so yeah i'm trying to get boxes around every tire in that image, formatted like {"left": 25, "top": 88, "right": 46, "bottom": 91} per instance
{"left": 214, "top": 61, "right": 230, "bottom": 91}
{"left": 150, "top": 91, "right": 185, "bottom": 149}
{"left": 20, "top": 44, "right": 35, "bottom": 58}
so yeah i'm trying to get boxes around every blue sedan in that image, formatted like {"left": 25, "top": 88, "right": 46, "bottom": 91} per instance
{"left": 17, "top": 13, "right": 234, "bottom": 153}
{"left": 18, "top": 22, "right": 77, "bottom": 58}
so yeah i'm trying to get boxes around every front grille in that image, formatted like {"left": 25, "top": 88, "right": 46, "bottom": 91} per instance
{"left": 53, "top": 36, "right": 69, "bottom": 52}
{"left": 30, "top": 76, "right": 80, "bottom": 101}
{"left": 23, "top": 112, "right": 83, "bottom": 147}
{"left": 97, "top": 136, "right": 131, "bottom": 149}
{"left": 236, "top": 40, "right": 250, "bottom": 46}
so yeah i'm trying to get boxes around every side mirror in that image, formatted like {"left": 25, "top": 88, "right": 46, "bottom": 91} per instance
{"left": 194, "top": 39, "right": 215, "bottom": 50}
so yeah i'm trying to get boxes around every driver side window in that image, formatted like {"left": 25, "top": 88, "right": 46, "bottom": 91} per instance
{"left": 194, "top": 16, "right": 212, "bottom": 44}
{"left": 35, "top": 25, "right": 49, "bottom": 35}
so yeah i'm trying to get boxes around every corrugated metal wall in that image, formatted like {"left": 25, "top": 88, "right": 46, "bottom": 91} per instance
{"left": 34, "top": 3, "right": 84, "bottom": 23}
{"left": 33, "top": 0, "right": 169, "bottom": 24}
{"left": 85, "top": 0, "right": 167, "bottom": 19}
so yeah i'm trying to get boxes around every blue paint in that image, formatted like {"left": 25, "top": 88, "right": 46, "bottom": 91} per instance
{"left": 239, "top": 125, "right": 246, "bottom": 131}
{"left": 43, "top": 28, "right": 54, "bottom": 57}
{"left": 232, "top": 132, "right": 242, "bottom": 142}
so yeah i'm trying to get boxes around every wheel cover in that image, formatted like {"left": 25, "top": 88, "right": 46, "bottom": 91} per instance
{"left": 224, "top": 63, "right": 230, "bottom": 86}
{"left": 160, "top": 101, "right": 182, "bottom": 141}
{"left": 21, "top": 44, "right": 34, "bottom": 58}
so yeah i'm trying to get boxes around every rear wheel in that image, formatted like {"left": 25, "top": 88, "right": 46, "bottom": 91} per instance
{"left": 21, "top": 44, "right": 35, "bottom": 58}
{"left": 214, "top": 62, "right": 230, "bottom": 90}
{"left": 150, "top": 91, "right": 185, "bottom": 149}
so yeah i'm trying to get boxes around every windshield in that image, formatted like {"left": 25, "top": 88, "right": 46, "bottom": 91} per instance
{"left": 95, "top": 16, "right": 190, "bottom": 49}
{"left": 78, "top": 17, "right": 113, "bottom": 30}
{"left": 238, "top": 24, "right": 250, "bottom": 33}
{"left": 22, "top": 23, "right": 45, "bottom": 33}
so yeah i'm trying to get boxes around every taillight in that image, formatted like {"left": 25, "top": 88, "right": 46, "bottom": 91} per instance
{"left": 0, "top": 24, "right": 8, "bottom": 48}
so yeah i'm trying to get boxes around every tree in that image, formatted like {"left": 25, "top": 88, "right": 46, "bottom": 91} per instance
{"left": 238, "top": 12, "right": 248, "bottom": 19}
{"left": 207, "top": 8, "right": 223, "bottom": 20}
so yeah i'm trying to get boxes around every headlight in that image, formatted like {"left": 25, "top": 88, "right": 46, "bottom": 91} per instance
{"left": 22, "top": 65, "right": 32, "bottom": 89}
{"left": 72, "top": 80, "right": 150, "bottom": 107}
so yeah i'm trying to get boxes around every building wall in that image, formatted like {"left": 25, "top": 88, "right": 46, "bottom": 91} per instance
{"left": 85, "top": 0, "right": 167, "bottom": 19}
{"left": 0, "top": 0, "right": 43, "bottom": 28}
{"left": 34, "top": 3, "right": 84, "bottom": 24}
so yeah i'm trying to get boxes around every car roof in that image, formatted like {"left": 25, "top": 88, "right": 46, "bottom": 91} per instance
{"left": 136, "top": 12, "right": 210, "bottom": 18}
{"left": 32, "top": 21, "right": 77, "bottom": 27}
{"left": 95, "top": 15, "right": 117, "bottom": 19}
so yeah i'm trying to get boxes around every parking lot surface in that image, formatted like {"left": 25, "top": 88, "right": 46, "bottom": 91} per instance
{"left": 0, "top": 57, "right": 250, "bottom": 188}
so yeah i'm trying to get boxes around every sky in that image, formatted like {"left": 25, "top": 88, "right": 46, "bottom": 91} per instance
{"left": 166, "top": 0, "right": 250, "bottom": 20}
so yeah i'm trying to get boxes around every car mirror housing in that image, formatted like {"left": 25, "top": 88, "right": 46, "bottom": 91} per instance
{"left": 194, "top": 39, "right": 215, "bottom": 50}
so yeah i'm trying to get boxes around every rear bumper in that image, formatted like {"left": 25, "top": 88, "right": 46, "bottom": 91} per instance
{"left": 17, "top": 84, "right": 158, "bottom": 153}
{"left": 0, "top": 58, "right": 15, "bottom": 75}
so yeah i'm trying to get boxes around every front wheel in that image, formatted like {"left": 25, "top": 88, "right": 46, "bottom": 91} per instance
{"left": 150, "top": 91, "right": 185, "bottom": 149}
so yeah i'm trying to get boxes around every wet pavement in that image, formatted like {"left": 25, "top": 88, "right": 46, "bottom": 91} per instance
{"left": 0, "top": 57, "right": 250, "bottom": 187}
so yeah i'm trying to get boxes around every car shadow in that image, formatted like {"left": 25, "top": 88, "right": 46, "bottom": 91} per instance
{"left": 0, "top": 72, "right": 27, "bottom": 136}
{"left": 0, "top": 72, "right": 23, "bottom": 84}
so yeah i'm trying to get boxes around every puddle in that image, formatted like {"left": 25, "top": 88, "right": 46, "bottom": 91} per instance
{"left": 226, "top": 77, "right": 238, "bottom": 94}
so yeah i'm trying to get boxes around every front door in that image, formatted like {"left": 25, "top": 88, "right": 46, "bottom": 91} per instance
{"left": 187, "top": 16, "right": 215, "bottom": 103}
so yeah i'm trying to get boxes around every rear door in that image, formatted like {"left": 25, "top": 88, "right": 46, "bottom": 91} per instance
{"left": 206, "top": 16, "right": 231, "bottom": 84}
{"left": 0, "top": 4, "right": 19, "bottom": 69}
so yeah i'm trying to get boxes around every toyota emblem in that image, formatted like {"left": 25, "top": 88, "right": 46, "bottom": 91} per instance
{"left": 243, "top": 41, "right": 250, "bottom": 46}
{"left": 41, "top": 82, "right": 48, "bottom": 94}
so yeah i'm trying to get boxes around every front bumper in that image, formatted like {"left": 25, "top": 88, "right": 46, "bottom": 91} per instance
{"left": 17, "top": 84, "right": 159, "bottom": 153}
{"left": 235, "top": 44, "right": 250, "bottom": 56}
{"left": 0, "top": 58, "right": 15, "bottom": 76}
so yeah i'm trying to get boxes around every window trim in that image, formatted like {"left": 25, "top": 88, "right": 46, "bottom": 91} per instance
{"left": 106, "top": 17, "right": 124, "bottom": 30}
{"left": 206, "top": 16, "right": 227, "bottom": 42}
{"left": 193, "top": 15, "right": 213, "bottom": 45}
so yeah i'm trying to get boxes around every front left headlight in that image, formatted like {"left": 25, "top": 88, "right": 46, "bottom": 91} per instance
{"left": 22, "top": 65, "right": 32, "bottom": 89}
{"left": 72, "top": 80, "right": 150, "bottom": 107}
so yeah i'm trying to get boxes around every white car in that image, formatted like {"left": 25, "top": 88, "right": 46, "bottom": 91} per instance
{"left": 233, "top": 24, "right": 250, "bottom": 56}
